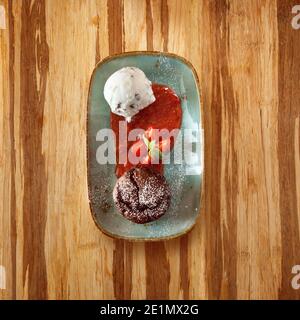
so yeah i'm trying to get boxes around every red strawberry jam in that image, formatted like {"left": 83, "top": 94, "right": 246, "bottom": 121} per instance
{"left": 110, "top": 84, "right": 182, "bottom": 177}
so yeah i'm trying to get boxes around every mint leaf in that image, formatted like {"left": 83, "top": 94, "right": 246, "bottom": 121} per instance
{"left": 142, "top": 135, "right": 150, "bottom": 148}
{"left": 149, "top": 140, "right": 156, "bottom": 150}
{"left": 150, "top": 147, "right": 162, "bottom": 160}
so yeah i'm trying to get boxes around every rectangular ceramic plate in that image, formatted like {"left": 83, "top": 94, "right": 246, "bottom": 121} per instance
{"left": 87, "top": 51, "right": 203, "bottom": 241}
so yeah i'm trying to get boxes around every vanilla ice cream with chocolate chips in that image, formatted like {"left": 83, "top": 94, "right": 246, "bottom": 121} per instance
{"left": 103, "top": 67, "right": 156, "bottom": 122}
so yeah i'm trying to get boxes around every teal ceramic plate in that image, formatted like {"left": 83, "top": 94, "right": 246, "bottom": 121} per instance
{"left": 87, "top": 51, "right": 203, "bottom": 241}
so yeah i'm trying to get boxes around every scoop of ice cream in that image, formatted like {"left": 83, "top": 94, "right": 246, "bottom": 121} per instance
{"left": 103, "top": 67, "right": 156, "bottom": 122}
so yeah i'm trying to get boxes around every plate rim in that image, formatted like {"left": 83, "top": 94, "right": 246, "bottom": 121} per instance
{"left": 86, "top": 51, "right": 205, "bottom": 242}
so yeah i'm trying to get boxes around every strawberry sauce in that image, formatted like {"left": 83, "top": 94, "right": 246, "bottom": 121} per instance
{"left": 111, "top": 83, "right": 182, "bottom": 177}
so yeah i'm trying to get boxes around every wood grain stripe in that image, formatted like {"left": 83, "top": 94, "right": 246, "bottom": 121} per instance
{"left": 107, "top": 0, "right": 124, "bottom": 54}
{"left": 217, "top": 0, "right": 238, "bottom": 299}
{"left": 112, "top": 240, "right": 132, "bottom": 299}
{"left": 131, "top": 243, "right": 146, "bottom": 299}
{"left": 179, "top": 235, "right": 189, "bottom": 299}
{"left": 20, "top": 0, "right": 49, "bottom": 299}
{"left": 146, "top": 0, "right": 153, "bottom": 51}
{"left": 112, "top": 239, "right": 124, "bottom": 299}
{"left": 93, "top": 14, "right": 100, "bottom": 64}
{"left": 8, "top": 0, "right": 16, "bottom": 300}
{"left": 161, "top": 0, "right": 169, "bottom": 52}
{"left": 146, "top": 242, "right": 170, "bottom": 299}
{"left": 203, "top": 0, "right": 225, "bottom": 299}
{"left": 277, "top": 0, "right": 300, "bottom": 299}
{"left": 107, "top": 0, "right": 133, "bottom": 299}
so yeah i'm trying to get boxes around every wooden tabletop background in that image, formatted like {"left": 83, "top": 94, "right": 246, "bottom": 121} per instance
{"left": 0, "top": 0, "right": 300, "bottom": 300}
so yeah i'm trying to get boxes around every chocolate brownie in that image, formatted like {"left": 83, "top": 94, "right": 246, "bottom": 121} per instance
{"left": 113, "top": 167, "right": 171, "bottom": 224}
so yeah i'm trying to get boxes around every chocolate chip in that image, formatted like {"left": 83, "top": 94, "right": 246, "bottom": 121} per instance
{"left": 117, "top": 103, "right": 121, "bottom": 109}
{"left": 135, "top": 93, "right": 140, "bottom": 100}
{"left": 129, "top": 104, "right": 135, "bottom": 109}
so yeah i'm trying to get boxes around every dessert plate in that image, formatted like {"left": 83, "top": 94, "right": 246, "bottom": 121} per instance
{"left": 87, "top": 51, "right": 203, "bottom": 241}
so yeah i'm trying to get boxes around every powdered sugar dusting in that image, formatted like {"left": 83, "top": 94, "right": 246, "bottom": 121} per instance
{"left": 165, "top": 164, "right": 185, "bottom": 214}
{"left": 113, "top": 167, "right": 171, "bottom": 224}
{"left": 151, "top": 54, "right": 185, "bottom": 98}
{"left": 89, "top": 175, "right": 112, "bottom": 214}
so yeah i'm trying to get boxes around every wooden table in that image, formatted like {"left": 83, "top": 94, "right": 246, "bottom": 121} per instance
{"left": 0, "top": 0, "right": 300, "bottom": 300}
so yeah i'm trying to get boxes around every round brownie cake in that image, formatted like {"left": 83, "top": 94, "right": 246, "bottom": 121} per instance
{"left": 113, "top": 167, "right": 171, "bottom": 224}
